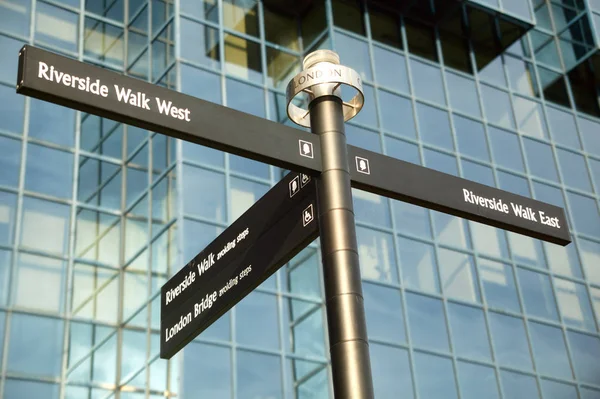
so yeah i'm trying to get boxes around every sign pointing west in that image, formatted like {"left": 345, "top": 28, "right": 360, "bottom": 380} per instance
{"left": 16, "top": 45, "right": 322, "bottom": 176}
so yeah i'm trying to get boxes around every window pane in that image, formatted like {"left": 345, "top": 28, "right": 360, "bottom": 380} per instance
{"left": 223, "top": 0, "right": 258, "bottom": 36}
{"left": 182, "top": 165, "right": 225, "bottom": 222}
{"left": 25, "top": 144, "right": 74, "bottom": 199}
{"left": 417, "top": 103, "right": 454, "bottom": 151}
{"left": 0, "top": 136, "right": 20, "bottom": 188}
{"left": 406, "top": 293, "right": 449, "bottom": 352}
{"left": 438, "top": 248, "right": 480, "bottom": 303}
{"left": 379, "top": 91, "right": 415, "bottom": 138}
{"left": 335, "top": 31, "right": 372, "bottom": 80}
{"left": 357, "top": 226, "right": 398, "bottom": 283}
{"left": 424, "top": 149, "right": 458, "bottom": 176}
{"left": 182, "top": 343, "right": 231, "bottom": 398}
{"left": 457, "top": 361, "right": 500, "bottom": 399}
{"left": 224, "top": 34, "right": 262, "bottom": 83}
{"left": 414, "top": 352, "right": 458, "bottom": 399}
{"left": 481, "top": 85, "right": 515, "bottom": 129}
{"left": 29, "top": 99, "right": 75, "bottom": 147}
{"left": 0, "top": 84, "right": 25, "bottom": 135}
{"left": 266, "top": 46, "right": 300, "bottom": 89}
{"left": 85, "top": 18, "right": 124, "bottom": 67}
{"left": 541, "top": 380, "right": 578, "bottom": 399}
{"left": 363, "top": 283, "right": 405, "bottom": 344}
{"left": 20, "top": 197, "right": 70, "bottom": 255}
{"left": 529, "top": 321, "right": 573, "bottom": 379}
{"left": 237, "top": 351, "right": 282, "bottom": 399}
{"left": 582, "top": 387, "right": 600, "bottom": 399}
{"left": 13, "top": 253, "right": 66, "bottom": 313}
{"left": 488, "top": 312, "right": 533, "bottom": 370}
{"left": 517, "top": 268, "right": 558, "bottom": 321}
{"left": 353, "top": 189, "right": 390, "bottom": 227}
{"left": 264, "top": 8, "right": 299, "bottom": 50}
{"left": 370, "top": 344, "right": 414, "bottom": 399}
{"left": 0, "top": 0, "right": 31, "bottom": 37}
{"left": 454, "top": 115, "right": 489, "bottom": 161}
{"left": 433, "top": 212, "right": 471, "bottom": 249}
{"left": 446, "top": 72, "right": 480, "bottom": 116}
{"left": 0, "top": 191, "right": 17, "bottom": 246}
{"left": 566, "top": 330, "right": 600, "bottom": 386}
{"left": 556, "top": 148, "right": 592, "bottom": 192}
{"left": 579, "top": 117, "right": 600, "bottom": 157}
{"left": 547, "top": 106, "right": 581, "bottom": 149}
{"left": 385, "top": 136, "right": 421, "bottom": 165}
{"left": 554, "top": 278, "right": 596, "bottom": 332}
{"left": 3, "top": 380, "right": 59, "bottom": 399}
{"left": 488, "top": 126, "right": 525, "bottom": 172}
{"left": 500, "top": 370, "right": 540, "bottom": 399}
{"left": 346, "top": 125, "right": 382, "bottom": 154}
{"left": 505, "top": 56, "right": 536, "bottom": 96}
{"left": 470, "top": 221, "right": 509, "bottom": 260}
{"left": 181, "top": 0, "right": 218, "bottom": 23}
{"left": 448, "top": 303, "right": 492, "bottom": 361}
{"left": 0, "top": 34, "right": 24, "bottom": 83}
{"left": 567, "top": 192, "right": 600, "bottom": 238}
{"left": 397, "top": 237, "right": 439, "bottom": 294}
{"left": 373, "top": 46, "right": 408, "bottom": 93}
{"left": 0, "top": 249, "right": 9, "bottom": 305}
{"left": 236, "top": 292, "right": 279, "bottom": 350}
{"left": 462, "top": 160, "right": 494, "bottom": 186}
{"left": 8, "top": 313, "right": 63, "bottom": 377}
{"left": 180, "top": 18, "right": 219, "bottom": 69}
{"left": 36, "top": 2, "right": 78, "bottom": 52}
{"left": 393, "top": 201, "right": 431, "bottom": 239}
{"left": 180, "top": 64, "right": 222, "bottom": 104}
{"left": 522, "top": 137, "right": 559, "bottom": 182}
{"left": 514, "top": 96, "right": 548, "bottom": 138}
{"left": 411, "top": 60, "right": 445, "bottom": 104}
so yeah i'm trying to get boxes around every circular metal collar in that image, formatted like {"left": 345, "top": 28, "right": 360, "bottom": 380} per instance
{"left": 286, "top": 62, "right": 364, "bottom": 128}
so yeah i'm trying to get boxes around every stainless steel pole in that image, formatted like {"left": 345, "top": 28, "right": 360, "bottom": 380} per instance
{"left": 290, "top": 50, "right": 374, "bottom": 399}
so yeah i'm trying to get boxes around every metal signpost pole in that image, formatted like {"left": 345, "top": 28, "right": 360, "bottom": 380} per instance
{"left": 287, "top": 51, "right": 375, "bottom": 398}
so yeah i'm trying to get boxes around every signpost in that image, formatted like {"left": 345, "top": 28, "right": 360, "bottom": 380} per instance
{"left": 16, "top": 44, "right": 572, "bottom": 399}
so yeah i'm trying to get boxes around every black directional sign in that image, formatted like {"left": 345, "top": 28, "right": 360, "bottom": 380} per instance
{"left": 348, "top": 146, "right": 571, "bottom": 246}
{"left": 16, "top": 45, "right": 322, "bottom": 175}
{"left": 160, "top": 172, "right": 318, "bottom": 359}
{"left": 15, "top": 45, "right": 572, "bottom": 246}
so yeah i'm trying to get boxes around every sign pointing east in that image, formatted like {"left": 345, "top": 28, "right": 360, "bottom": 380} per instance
{"left": 347, "top": 146, "right": 571, "bottom": 246}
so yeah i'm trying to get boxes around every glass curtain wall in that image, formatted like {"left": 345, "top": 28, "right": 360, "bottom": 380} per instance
{"left": 0, "top": 0, "right": 599, "bottom": 398}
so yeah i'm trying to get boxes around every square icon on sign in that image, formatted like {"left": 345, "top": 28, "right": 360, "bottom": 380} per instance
{"left": 356, "top": 156, "right": 370, "bottom": 175}
{"left": 289, "top": 176, "right": 300, "bottom": 198}
{"left": 303, "top": 204, "right": 314, "bottom": 227}
{"left": 299, "top": 140, "right": 314, "bottom": 159}
{"left": 301, "top": 174, "right": 310, "bottom": 187}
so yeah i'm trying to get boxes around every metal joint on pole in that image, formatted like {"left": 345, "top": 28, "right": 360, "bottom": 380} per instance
{"left": 286, "top": 50, "right": 375, "bottom": 399}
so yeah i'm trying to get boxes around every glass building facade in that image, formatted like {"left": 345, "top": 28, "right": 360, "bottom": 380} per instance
{"left": 0, "top": 0, "right": 599, "bottom": 397}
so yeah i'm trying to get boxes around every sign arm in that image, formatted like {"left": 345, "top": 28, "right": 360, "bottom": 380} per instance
{"left": 348, "top": 145, "right": 571, "bottom": 246}
{"left": 16, "top": 45, "right": 322, "bottom": 176}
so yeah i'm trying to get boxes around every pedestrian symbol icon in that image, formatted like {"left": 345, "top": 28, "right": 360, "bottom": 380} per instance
{"left": 302, "top": 204, "right": 314, "bottom": 227}
{"left": 299, "top": 140, "right": 314, "bottom": 159}
{"left": 301, "top": 174, "right": 310, "bottom": 187}
{"left": 356, "top": 156, "right": 370, "bottom": 175}
{"left": 289, "top": 176, "right": 300, "bottom": 197}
